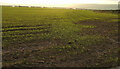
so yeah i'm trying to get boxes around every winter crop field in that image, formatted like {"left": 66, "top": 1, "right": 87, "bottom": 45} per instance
{"left": 2, "top": 6, "right": 119, "bottom": 67}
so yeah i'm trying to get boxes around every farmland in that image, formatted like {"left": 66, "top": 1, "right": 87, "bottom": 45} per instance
{"left": 2, "top": 6, "right": 119, "bottom": 67}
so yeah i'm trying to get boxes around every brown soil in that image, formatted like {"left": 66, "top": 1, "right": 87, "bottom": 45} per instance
{"left": 50, "top": 20, "right": 119, "bottom": 67}
{"left": 2, "top": 19, "right": 119, "bottom": 67}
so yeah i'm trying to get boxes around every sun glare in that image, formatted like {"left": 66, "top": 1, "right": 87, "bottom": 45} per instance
{"left": 0, "top": 0, "right": 118, "bottom": 7}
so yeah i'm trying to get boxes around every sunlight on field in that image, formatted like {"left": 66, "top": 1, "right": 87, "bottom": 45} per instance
{"left": 2, "top": 7, "right": 118, "bottom": 67}
{"left": 2, "top": 7, "right": 117, "bottom": 46}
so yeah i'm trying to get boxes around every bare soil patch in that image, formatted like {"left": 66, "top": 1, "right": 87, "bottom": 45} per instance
{"left": 2, "top": 19, "right": 119, "bottom": 67}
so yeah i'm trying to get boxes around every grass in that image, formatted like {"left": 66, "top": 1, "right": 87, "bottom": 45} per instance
{"left": 2, "top": 6, "right": 119, "bottom": 67}
{"left": 2, "top": 7, "right": 117, "bottom": 46}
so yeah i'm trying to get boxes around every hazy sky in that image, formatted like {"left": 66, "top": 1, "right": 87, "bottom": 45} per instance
{"left": 0, "top": 0, "right": 118, "bottom": 7}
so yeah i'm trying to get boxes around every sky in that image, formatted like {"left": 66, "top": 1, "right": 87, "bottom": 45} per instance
{"left": 0, "top": 0, "right": 118, "bottom": 7}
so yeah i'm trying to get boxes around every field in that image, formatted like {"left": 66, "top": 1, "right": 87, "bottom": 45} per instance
{"left": 2, "top": 6, "right": 119, "bottom": 67}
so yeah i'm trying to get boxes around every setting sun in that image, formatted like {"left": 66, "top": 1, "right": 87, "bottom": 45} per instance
{"left": 0, "top": 0, "right": 118, "bottom": 7}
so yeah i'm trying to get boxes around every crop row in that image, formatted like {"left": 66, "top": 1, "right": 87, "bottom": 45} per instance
{"left": 3, "top": 29, "right": 50, "bottom": 36}
{"left": 2, "top": 23, "right": 51, "bottom": 31}
{"left": 2, "top": 24, "right": 51, "bottom": 28}
{"left": 2, "top": 23, "right": 52, "bottom": 41}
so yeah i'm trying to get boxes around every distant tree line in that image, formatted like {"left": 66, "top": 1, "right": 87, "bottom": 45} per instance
{"left": 93, "top": 10, "right": 119, "bottom": 14}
